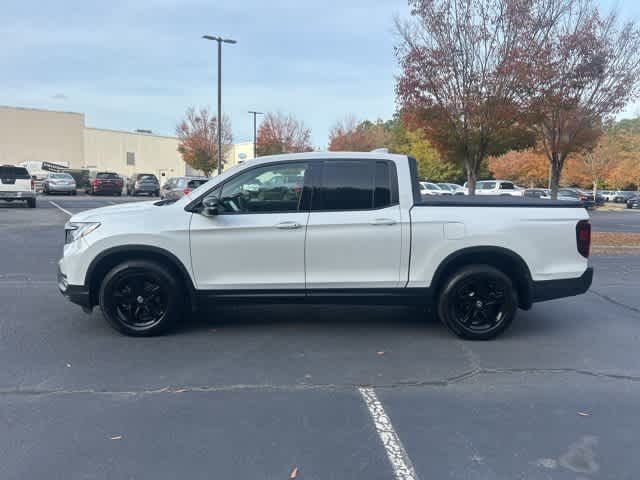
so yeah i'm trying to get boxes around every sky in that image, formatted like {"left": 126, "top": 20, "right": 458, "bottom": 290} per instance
{"left": 1, "top": 0, "right": 639, "bottom": 148}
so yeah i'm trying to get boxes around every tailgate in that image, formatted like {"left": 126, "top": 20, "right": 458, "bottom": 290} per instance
{"left": 0, "top": 167, "right": 32, "bottom": 192}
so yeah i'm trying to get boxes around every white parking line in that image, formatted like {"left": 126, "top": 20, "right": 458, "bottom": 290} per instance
{"left": 49, "top": 201, "right": 72, "bottom": 217}
{"left": 359, "top": 387, "right": 418, "bottom": 480}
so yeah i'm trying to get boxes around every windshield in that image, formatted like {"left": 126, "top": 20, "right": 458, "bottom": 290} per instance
{"left": 49, "top": 173, "right": 72, "bottom": 179}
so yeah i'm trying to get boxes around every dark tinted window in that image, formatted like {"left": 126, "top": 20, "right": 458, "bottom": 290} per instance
{"left": 374, "top": 162, "right": 392, "bottom": 208}
{"left": 313, "top": 160, "right": 397, "bottom": 211}
{"left": 313, "top": 161, "right": 373, "bottom": 211}
{"left": 500, "top": 182, "right": 515, "bottom": 190}
{"left": 0, "top": 166, "right": 30, "bottom": 179}
{"left": 96, "top": 172, "right": 119, "bottom": 179}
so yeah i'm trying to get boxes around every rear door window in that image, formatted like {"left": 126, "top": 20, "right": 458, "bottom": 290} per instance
{"left": 500, "top": 182, "right": 515, "bottom": 190}
{"left": 312, "top": 160, "right": 397, "bottom": 211}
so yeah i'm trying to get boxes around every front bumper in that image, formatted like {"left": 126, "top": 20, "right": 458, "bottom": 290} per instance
{"left": 531, "top": 267, "right": 594, "bottom": 303}
{"left": 57, "top": 267, "right": 92, "bottom": 311}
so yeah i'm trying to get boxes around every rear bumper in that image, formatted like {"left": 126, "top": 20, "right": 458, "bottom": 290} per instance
{"left": 57, "top": 267, "right": 92, "bottom": 311}
{"left": 531, "top": 267, "right": 593, "bottom": 303}
{"left": 48, "top": 185, "right": 76, "bottom": 192}
{"left": 0, "top": 191, "right": 35, "bottom": 199}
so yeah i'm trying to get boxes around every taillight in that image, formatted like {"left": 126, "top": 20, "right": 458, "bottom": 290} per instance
{"left": 92, "top": 179, "right": 99, "bottom": 186}
{"left": 576, "top": 220, "right": 591, "bottom": 258}
{"left": 183, "top": 188, "right": 191, "bottom": 195}
{"left": 31, "top": 178, "right": 35, "bottom": 190}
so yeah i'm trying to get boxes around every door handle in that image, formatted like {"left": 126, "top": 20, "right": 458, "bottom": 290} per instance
{"left": 275, "top": 221, "right": 301, "bottom": 230}
{"left": 370, "top": 218, "right": 397, "bottom": 226}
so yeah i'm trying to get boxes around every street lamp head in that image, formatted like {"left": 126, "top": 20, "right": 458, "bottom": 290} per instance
{"left": 202, "top": 35, "right": 237, "bottom": 44}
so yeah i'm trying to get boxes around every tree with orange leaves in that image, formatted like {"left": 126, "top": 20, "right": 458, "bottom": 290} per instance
{"left": 256, "top": 112, "right": 313, "bottom": 156}
{"left": 487, "top": 150, "right": 549, "bottom": 188}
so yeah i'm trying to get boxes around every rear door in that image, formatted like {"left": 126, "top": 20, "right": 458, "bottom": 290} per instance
{"left": 305, "top": 160, "right": 403, "bottom": 289}
{"left": 0, "top": 166, "right": 32, "bottom": 192}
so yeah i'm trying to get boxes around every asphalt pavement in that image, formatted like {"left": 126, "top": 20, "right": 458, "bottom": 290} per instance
{"left": 1, "top": 195, "right": 640, "bottom": 479}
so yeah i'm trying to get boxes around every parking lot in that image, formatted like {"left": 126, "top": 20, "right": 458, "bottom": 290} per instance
{"left": 2, "top": 194, "right": 640, "bottom": 479}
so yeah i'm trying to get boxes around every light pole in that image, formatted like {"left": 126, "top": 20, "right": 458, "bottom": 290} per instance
{"left": 202, "top": 35, "right": 236, "bottom": 175}
{"left": 248, "top": 111, "right": 264, "bottom": 158}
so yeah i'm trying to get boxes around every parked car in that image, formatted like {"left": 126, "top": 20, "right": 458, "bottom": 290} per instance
{"left": 437, "top": 183, "right": 465, "bottom": 195}
{"left": 420, "top": 181, "right": 450, "bottom": 195}
{"left": 614, "top": 191, "right": 637, "bottom": 203}
{"left": 58, "top": 152, "right": 592, "bottom": 340}
{"left": 86, "top": 172, "right": 123, "bottom": 196}
{"left": 160, "top": 176, "right": 209, "bottom": 200}
{"left": 557, "top": 188, "right": 595, "bottom": 208}
{"left": 523, "top": 188, "right": 550, "bottom": 199}
{"left": 42, "top": 172, "right": 77, "bottom": 195}
{"left": 470, "top": 180, "right": 524, "bottom": 196}
{"left": 626, "top": 195, "right": 640, "bottom": 209}
{"left": 127, "top": 173, "right": 160, "bottom": 196}
{"left": 0, "top": 164, "right": 36, "bottom": 208}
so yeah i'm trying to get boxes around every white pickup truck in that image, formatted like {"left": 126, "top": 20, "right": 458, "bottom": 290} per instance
{"left": 58, "top": 152, "right": 593, "bottom": 340}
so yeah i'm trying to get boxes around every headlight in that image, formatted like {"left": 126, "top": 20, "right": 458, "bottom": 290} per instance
{"left": 64, "top": 222, "right": 101, "bottom": 244}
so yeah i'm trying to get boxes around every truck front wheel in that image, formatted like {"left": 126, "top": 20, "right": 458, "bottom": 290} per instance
{"left": 98, "top": 260, "right": 184, "bottom": 336}
{"left": 437, "top": 265, "right": 517, "bottom": 340}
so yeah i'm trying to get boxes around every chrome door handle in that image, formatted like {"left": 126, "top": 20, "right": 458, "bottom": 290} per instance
{"left": 275, "top": 221, "right": 301, "bottom": 230}
{"left": 370, "top": 218, "right": 397, "bottom": 226}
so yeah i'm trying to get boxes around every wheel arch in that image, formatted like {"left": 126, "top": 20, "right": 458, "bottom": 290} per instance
{"left": 85, "top": 245, "right": 196, "bottom": 310}
{"left": 430, "top": 246, "right": 533, "bottom": 309}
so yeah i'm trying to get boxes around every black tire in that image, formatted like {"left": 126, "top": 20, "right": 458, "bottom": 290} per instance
{"left": 43, "top": 185, "right": 49, "bottom": 195}
{"left": 71, "top": 190, "right": 77, "bottom": 196}
{"left": 99, "top": 260, "right": 184, "bottom": 336}
{"left": 437, "top": 265, "right": 517, "bottom": 340}
{"left": 27, "top": 198, "right": 36, "bottom": 208}
{"left": 154, "top": 190, "right": 160, "bottom": 197}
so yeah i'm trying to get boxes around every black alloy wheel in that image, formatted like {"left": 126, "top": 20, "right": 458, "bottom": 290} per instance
{"left": 99, "top": 260, "right": 184, "bottom": 336}
{"left": 438, "top": 265, "right": 517, "bottom": 340}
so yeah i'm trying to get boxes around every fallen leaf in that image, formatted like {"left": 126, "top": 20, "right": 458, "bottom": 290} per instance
{"left": 66, "top": 363, "right": 71, "bottom": 368}
{"left": 577, "top": 411, "right": 590, "bottom": 417}
{"left": 289, "top": 467, "right": 298, "bottom": 479}
{"left": 377, "top": 351, "right": 385, "bottom": 356}
{"left": 109, "top": 435, "right": 122, "bottom": 440}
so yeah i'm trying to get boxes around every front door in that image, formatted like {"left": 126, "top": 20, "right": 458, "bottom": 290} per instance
{"left": 305, "top": 160, "right": 403, "bottom": 289}
{"left": 190, "top": 162, "right": 310, "bottom": 290}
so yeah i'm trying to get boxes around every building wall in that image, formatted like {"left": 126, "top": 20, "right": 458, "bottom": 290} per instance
{"left": 227, "top": 141, "right": 255, "bottom": 167}
{"left": 0, "top": 106, "right": 253, "bottom": 182}
{"left": 0, "top": 106, "right": 84, "bottom": 167}
{"left": 83, "top": 128, "right": 186, "bottom": 183}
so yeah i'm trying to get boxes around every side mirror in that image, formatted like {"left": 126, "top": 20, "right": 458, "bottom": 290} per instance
{"left": 201, "top": 196, "right": 219, "bottom": 216}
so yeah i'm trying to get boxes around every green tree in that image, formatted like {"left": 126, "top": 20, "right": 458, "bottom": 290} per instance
{"left": 389, "top": 122, "right": 464, "bottom": 182}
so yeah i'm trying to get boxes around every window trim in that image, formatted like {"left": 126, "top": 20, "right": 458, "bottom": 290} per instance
{"left": 185, "top": 158, "right": 400, "bottom": 215}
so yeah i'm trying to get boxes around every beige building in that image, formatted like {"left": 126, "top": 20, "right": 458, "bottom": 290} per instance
{"left": 0, "top": 105, "right": 253, "bottom": 182}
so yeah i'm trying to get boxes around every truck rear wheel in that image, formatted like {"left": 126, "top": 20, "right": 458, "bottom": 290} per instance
{"left": 99, "top": 260, "right": 184, "bottom": 336}
{"left": 437, "top": 265, "right": 517, "bottom": 340}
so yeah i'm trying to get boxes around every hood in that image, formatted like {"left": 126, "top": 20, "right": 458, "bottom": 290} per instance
{"left": 69, "top": 200, "right": 157, "bottom": 223}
